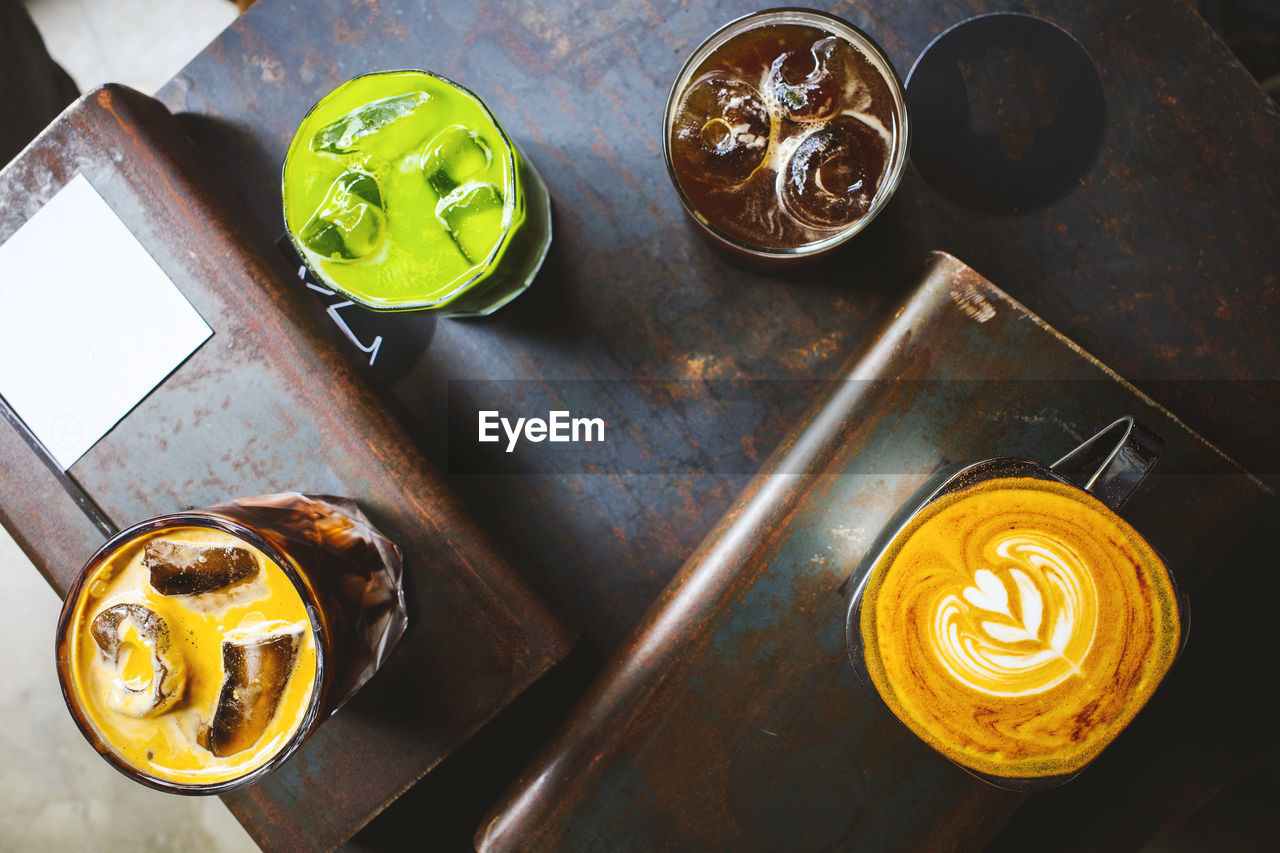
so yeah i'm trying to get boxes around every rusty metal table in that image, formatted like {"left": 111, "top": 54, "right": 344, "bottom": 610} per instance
{"left": 473, "top": 253, "right": 1274, "bottom": 851}
{"left": 150, "top": 0, "right": 1280, "bottom": 848}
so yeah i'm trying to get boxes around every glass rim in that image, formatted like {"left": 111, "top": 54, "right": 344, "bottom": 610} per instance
{"left": 281, "top": 67, "right": 523, "bottom": 312}
{"left": 661, "top": 7, "right": 911, "bottom": 259}
{"left": 54, "top": 511, "right": 330, "bottom": 795}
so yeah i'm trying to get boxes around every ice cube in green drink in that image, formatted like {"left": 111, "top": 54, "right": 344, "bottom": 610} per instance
{"left": 310, "top": 92, "right": 432, "bottom": 158}
{"left": 422, "top": 124, "right": 492, "bottom": 196}
{"left": 298, "top": 170, "right": 385, "bottom": 261}
{"left": 437, "top": 181, "right": 504, "bottom": 264}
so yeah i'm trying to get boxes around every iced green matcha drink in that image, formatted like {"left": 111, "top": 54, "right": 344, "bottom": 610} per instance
{"left": 283, "top": 70, "right": 551, "bottom": 316}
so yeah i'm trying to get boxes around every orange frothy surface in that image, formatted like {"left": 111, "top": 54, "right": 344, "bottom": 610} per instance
{"left": 66, "top": 526, "right": 317, "bottom": 786}
{"left": 861, "top": 476, "right": 1180, "bottom": 779}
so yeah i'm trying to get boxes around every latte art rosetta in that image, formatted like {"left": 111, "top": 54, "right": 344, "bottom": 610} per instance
{"left": 860, "top": 476, "right": 1180, "bottom": 780}
{"left": 932, "top": 531, "right": 1097, "bottom": 698}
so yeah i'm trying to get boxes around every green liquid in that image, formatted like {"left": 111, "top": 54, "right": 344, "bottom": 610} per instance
{"left": 283, "top": 70, "right": 547, "bottom": 314}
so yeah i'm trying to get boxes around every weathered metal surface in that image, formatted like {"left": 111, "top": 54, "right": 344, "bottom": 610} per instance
{"left": 0, "top": 86, "right": 572, "bottom": 852}
{"left": 477, "top": 253, "right": 1272, "bottom": 850}
{"left": 156, "top": 0, "right": 1280, "bottom": 647}
{"left": 136, "top": 0, "right": 1280, "bottom": 846}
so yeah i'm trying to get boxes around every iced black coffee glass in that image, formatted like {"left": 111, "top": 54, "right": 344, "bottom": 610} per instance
{"left": 664, "top": 8, "right": 910, "bottom": 264}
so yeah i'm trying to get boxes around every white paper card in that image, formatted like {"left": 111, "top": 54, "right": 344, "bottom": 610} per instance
{"left": 0, "top": 174, "right": 212, "bottom": 470}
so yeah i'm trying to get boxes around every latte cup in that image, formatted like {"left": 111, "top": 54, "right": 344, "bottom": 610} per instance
{"left": 845, "top": 417, "right": 1188, "bottom": 790}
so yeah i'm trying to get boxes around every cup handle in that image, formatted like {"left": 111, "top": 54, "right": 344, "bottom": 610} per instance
{"left": 1049, "top": 416, "right": 1163, "bottom": 511}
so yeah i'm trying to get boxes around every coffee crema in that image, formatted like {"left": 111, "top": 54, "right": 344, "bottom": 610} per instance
{"left": 860, "top": 476, "right": 1180, "bottom": 780}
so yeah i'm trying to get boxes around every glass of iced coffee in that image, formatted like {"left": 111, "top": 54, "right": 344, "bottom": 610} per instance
{"left": 664, "top": 9, "right": 909, "bottom": 263}
{"left": 55, "top": 493, "right": 406, "bottom": 793}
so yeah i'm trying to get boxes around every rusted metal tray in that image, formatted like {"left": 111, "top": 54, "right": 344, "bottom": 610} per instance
{"left": 476, "top": 252, "right": 1272, "bottom": 850}
{"left": 0, "top": 86, "right": 572, "bottom": 852}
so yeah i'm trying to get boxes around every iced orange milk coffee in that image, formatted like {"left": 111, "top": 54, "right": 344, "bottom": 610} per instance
{"left": 59, "top": 525, "right": 320, "bottom": 788}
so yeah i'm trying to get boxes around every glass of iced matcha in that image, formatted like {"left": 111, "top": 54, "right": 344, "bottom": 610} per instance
{"left": 283, "top": 70, "right": 551, "bottom": 317}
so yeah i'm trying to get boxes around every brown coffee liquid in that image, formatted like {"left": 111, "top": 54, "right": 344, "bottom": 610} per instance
{"left": 669, "top": 23, "right": 895, "bottom": 249}
{"left": 860, "top": 477, "right": 1180, "bottom": 780}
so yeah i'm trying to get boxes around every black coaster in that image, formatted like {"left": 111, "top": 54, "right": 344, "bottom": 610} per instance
{"left": 906, "top": 12, "right": 1106, "bottom": 214}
